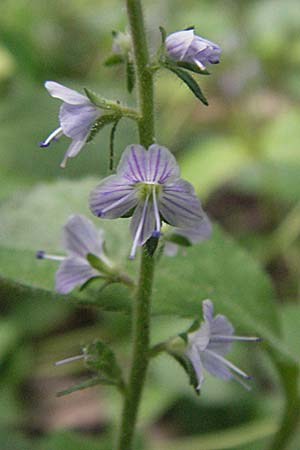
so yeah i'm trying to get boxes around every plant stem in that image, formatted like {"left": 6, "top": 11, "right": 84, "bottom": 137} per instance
{"left": 117, "top": 249, "right": 155, "bottom": 450}
{"left": 126, "top": 0, "right": 154, "bottom": 148}
{"left": 116, "top": 1, "right": 155, "bottom": 449}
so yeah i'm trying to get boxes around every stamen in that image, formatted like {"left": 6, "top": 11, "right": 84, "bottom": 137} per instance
{"left": 55, "top": 354, "right": 84, "bottom": 366}
{"left": 205, "top": 349, "right": 251, "bottom": 380}
{"left": 210, "top": 335, "right": 261, "bottom": 343}
{"left": 152, "top": 185, "right": 161, "bottom": 236}
{"left": 194, "top": 58, "right": 206, "bottom": 71}
{"left": 129, "top": 195, "right": 150, "bottom": 259}
{"left": 97, "top": 191, "right": 134, "bottom": 217}
{"left": 39, "top": 127, "right": 63, "bottom": 148}
{"left": 35, "top": 250, "right": 65, "bottom": 261}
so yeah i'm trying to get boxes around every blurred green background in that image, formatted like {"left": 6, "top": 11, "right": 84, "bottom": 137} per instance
{"left": 0, "top": 0, "right": 300, "bottom": 449}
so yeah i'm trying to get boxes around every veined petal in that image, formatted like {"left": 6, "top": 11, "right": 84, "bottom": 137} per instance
{"left": 165, "top": 30, "right": 195, "bottom": 61}
{"left": 55, "top": 256, "right": 99, "bottom": 294}
{"left": 59, "top": 103, "right": 99, "bottom": 140}
{"left": 204, "top": 349, "right": 251, "bottom": 380}
{"left": 62, "top": 214, "right": 104, "bottom": 259}
{"left": 147, "top": 144, "right": 180, "bottom": 183}
{"left": 202, "top": 299, "right": 214, "bottom": 323}
{"left": 45, "top": 81, "right": 89, "bottom": 105}
{"left": 117, "top": 144, "right": 148, "bottom": 182}
{"left": 188, "top": 320, "right": 210, "bottom": 351}
{"left": 203, "top": 300, "right": 234, "bottom": 355}
{"left": 201, "top": 350, "right": 233, "bottom": 380}
{"left": 186, "top": 346, "right": 205, "bottom": 391}
{"left": 129, "top": 197, "right": 156, "bottom": 257}
{"left": 90, "top": 175, "right": 138, "bottom": 219}
{"left": 159, "top": 179, "right": 205, "bottom": 228}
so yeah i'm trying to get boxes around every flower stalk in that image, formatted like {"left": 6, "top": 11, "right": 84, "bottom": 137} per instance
{"left": 116, "top": 1, "right": 155, "bottom": 449}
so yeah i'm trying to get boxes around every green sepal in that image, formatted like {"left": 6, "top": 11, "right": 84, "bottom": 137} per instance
{"left": 79, "top": 275, "right": 103, "bottom": 291}
{"left": 166, "top": 234, "right": 191, "bottom": 247}
{"left": 84, "top": 88, "right": 121, "bottom": 111}
{"left": 126, "top": 57, "right": 135, "bottom": 93}
{"left": 86, "top": 113, "right": 121, "bottom": 143}
{"left": 159, "top": 25, "right": 167, "bottom": 44}
{"left": 104, "top": 54, "right": 125, "bottom": 67}
{"left": 84, "top": 340, "right": 124, "bottom": 387}
{"left": 167, "top": 350, "right": 199, "bottom": 395}
{"left": 176, "top": 60, "right": 210, "bottom": 75}
{"left": 86, "top": 253, "right": 114, "bottom": 276}
{"left": 187, "top": 319, "right": 201, "bottom": 333}
{"left": 164, "top": 62, "right": 208, "bottom": 106}
{"left": 57, "top": 376, "right": 117, "bottom": 397}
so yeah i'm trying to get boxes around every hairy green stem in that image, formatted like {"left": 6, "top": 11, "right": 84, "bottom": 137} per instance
{"left": 117, "top": 249, "right": 155, "bottom": 450}
{"left": 126, "top": 0, "right": 154, "bottom": 148}
{"left": 116, "top": 1, "right": 155, "bottom": 449}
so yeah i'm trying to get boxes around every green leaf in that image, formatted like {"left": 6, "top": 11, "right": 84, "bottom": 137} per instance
{"left": 0, "top": 179, "right": 296, "bottom": 366}
{"left": 104, "top": 53, "right": 124, "bottom": 66}
{"left": 126, "top": 58, "right": 135, "bottom": 93}
{"left": 164, "top": 62, "right": 208, "bottom": 105}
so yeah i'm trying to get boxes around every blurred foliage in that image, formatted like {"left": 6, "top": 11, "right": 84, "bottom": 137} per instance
{"left": 1, "top": 0, "right": 300, "bottom": 449}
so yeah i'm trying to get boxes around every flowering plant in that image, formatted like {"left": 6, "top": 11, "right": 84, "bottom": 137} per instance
{"left": 0, "top": 1, "right": 295, "bottom": 450}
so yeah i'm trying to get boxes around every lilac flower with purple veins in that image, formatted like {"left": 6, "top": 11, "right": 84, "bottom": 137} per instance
{"left": 164, "top": 215, "right": 212, "bottom": 257}
{"left": 89, "top": 144, "right": 206, "bottom": 259}
{"left": 39, "top": 81, "right": 100, "bottom": 168}
{"left": 36, "top": 214, "right": 112, "bottom": 294}
{"left": 165, "top": 29, "right": 221, "bottom": 71}
{"left": 186, "top": 300, "right": 260, "bottom": 391}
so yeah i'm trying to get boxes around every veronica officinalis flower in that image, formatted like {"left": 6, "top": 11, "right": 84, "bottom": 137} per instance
{"left": 186, "top": 299, "right": 260, "bottom": 391}
{"left": 36, "top": 214, "right": 113, "bottom": 294}
{"left": 39, "top": 81, "right": 100, "bottom": 168}
{"left": 165, "top": 29, "right": 221, "bottom": 71}
{"left": 89, "top": 144, "right": 207, "bottom": 259}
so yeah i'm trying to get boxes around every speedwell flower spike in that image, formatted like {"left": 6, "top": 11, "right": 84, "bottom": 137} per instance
{"left": 186, "top": 299, "right": 260, "bottom": 391}
{"left": 39, "top": 81, "right": 100, "bottom": 168}
{"left": 36, "top": 214, "right": 113, "bottom": 293}
{"left": 165, "top": 29, "right": 221, "bottom": 71}
{"left": 89, "top": 144, "right": 207, "bottom": 259}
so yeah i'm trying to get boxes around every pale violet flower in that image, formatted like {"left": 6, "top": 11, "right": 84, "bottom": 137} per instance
{"left": 186, "top": 300, "right": 260, "bottom": 391}
{"left": 165, "top": 29, "right": 221, "bottom": 71}
{"left": 36, "top": 214, "right": 112, "bottom": 294}
{"left": 89, "top": 144, "right": 207, "bottom": 259}
{"left": 164, "top": 215, "right": 212, "bottom": 257}
{"left": 39, "top": 81, "right": 100, "bottom": 168}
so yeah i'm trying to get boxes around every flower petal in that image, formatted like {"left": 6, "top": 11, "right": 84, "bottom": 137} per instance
{"left": 45, "top": 81, "right": 89, "bottom": 105}
{"left": 117, "top": 144, "right": 148, "bottom": 182}
{"left": 89, "top": 175, "right": 138, "bottom": 219}
{"left": 168, "top": 214, "right": 212, "bottom": 245}
{"left": 159, "top": 179, "right": 205, "bottom": 228}
{"left": 59, "top": 103, "right": 99, "bottom": 139}
{"left": 188, "top": 320, "right": 210, "bottom": 351}
{"left": 201, "top": 350, "right": 233, "bottom": 380}
{"left": 186, "top": 346, "right": 205, "bottom": 390}
{"left": 130, "top": 198, "right": 156, "bottom": 248}
{"left": 62, "top": 214, "right": 104, "bottom": 259}
{"left": 55, "top": 256, "right": 99, "bottom": 294}
{"left": 165, "top": 30, "right": 195, "bottom": 61}
{"left": 147, "top": 144, "right": 180, "bottom": 183}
